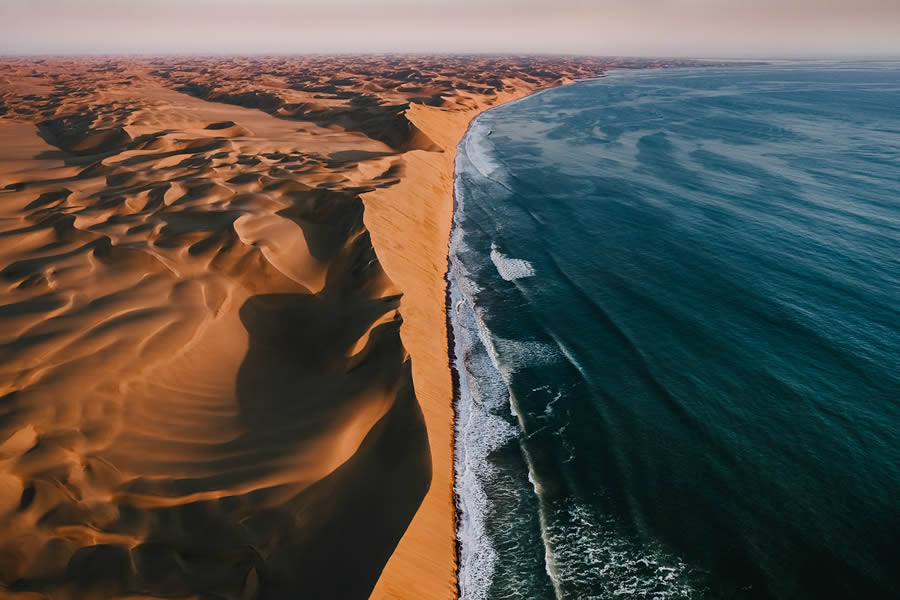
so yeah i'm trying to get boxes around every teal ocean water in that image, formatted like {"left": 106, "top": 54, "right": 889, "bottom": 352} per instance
{"left": 449, "top": 63, "right": 900, "bottom": 599}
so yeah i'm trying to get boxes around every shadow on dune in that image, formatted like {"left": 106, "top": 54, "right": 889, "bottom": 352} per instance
{"left": 6, "top": 289, "right": 431, "bottom": 600}
{"left": 173, "top": 81, "right": 439, "bottom": 152}
{"left": 224, "top": 219, "right": 432, "bottom": 598}
{"left": 118, "top": 285, "right": 434, "bottom": 599}
{"left": 232, "top": 292, "right": 432, "bottom": 599}
{"left": 130, "top": 235, "right": 430, "bottom": 599}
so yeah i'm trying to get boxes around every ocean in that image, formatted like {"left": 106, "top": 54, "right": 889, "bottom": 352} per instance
{"left": 449, "top": 63, "right": 900, "bottom": 600}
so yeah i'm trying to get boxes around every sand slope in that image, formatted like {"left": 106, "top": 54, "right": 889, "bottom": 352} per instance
{"left": 0, "top": 56, "right": 687, "bottom": 599}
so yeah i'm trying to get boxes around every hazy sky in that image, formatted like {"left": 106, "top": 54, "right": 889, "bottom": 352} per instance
{"left": 2, "top": 0, "right": 899, "bottom": 57}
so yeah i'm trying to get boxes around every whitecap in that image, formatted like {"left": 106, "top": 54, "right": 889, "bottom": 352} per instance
{"left": 490, "top": 242, "right": 535, "bottom": 281}
{"left": 540, "top": 498, "right": 709, "bottom": 599}
{"left": 491, "top": 335, "right": 560, "bottom": 375}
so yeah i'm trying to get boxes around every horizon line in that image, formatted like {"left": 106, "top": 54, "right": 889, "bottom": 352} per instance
{"left": 1, "top": 51, "right": 899, "bottom": 61}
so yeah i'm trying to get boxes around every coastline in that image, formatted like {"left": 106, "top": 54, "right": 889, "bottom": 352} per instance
{"left": 363, "top": 82, "right": 569, "bottom": 599}
{"left": 399, "top": 62, "right": 766, "bottom": 600}
{"left": 404, "top": 61, "right": 900, "bottom": 600}
{"left": 0, "top": 56, "right": 647, "bottom": 599}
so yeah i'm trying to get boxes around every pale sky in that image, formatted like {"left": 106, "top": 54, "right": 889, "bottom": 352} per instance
{"left": 1, "top": 0, "right": 899, "bottom": 57}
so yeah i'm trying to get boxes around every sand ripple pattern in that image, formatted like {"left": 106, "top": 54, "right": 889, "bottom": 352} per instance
{"left": 0, "top": 58, "right": 432, "bottom": 600}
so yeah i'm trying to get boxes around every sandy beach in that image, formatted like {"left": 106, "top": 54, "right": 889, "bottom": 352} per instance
{"left": 0, "top": 55, "right": 634, "bottom": 599}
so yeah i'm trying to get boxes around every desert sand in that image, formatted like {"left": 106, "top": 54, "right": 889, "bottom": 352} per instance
{"left": 0, "top": 55, "right": 683, "bottom": 599}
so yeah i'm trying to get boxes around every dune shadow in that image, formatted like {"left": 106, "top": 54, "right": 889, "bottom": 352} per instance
{"left": 5, "top": 287, "right": 431, "bottom": 600}
{"left": 234, "top": 292, "right": 431, "bottom": 599}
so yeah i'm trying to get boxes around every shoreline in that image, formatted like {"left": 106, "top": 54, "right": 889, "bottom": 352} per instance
{"left": 1, "top": 56, "right": 691, "bottom": 599}
{"left": 398, "top": 61, "right": 900, "bottom": 600}
{"left": 362, "top": 81, "right": 572, "bottom": 599}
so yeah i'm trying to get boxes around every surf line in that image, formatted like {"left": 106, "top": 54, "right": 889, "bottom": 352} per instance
{"left": 447, "top": 89, "right": 569, "bottom": 600}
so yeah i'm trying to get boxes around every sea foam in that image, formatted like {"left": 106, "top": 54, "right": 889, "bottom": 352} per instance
{"left": 450, "top": 253, "right": 519, "bottom": 600}
{"left": 490, "top": 243, "right": 535, "bottom": 281}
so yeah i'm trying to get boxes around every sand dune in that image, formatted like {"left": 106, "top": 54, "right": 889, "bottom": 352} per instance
{"left": 0, "top": 55, "right": 684, "bottom": 598}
